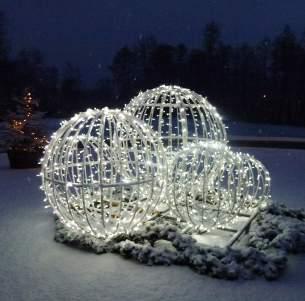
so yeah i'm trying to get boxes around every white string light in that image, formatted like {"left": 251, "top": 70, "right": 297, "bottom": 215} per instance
{"left": 125, "top": 85, "right": 227, "bottom": 158}
{"left": 170, "top": 141, "right": 271, "bottom": 232}
{"left": 125, "top": 84, "right": 271, "bottom": 232}
{"left": 40, "top": 108, "right": 167, "bottom": 238}
{"left": 40, "top": 84, "right": 272, "bottom": 239}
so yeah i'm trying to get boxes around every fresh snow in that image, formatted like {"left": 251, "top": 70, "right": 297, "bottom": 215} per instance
{"left": 55, "top": 204, "right": 303, "bottom": 280}
{"left": 0, "top": 146, "right": 305, "bottom": 300}
{"left": 43, "top": 118, "right": 305, "bottom": 138}
{"left": 227, "top": 120, "right": 305, "bottom": 138}
{"left": 2, "top": 118, "right": 305, "bottom": 153}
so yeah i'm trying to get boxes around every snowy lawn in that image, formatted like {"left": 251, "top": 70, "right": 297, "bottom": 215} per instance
{"left": 0, "top": 147, "right": 305, "bottom": 301}
{"left": 43, "top": 118, "right": 305, "bottom": 138}
{"left": 227, "top": 120, "right": 305, "bottom": 138}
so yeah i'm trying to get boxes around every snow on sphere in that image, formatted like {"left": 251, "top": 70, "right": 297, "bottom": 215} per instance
{"left": 41, "top": 108, "right": 167, "bottom": 238}
{"left": 170, "top": 141, "right": 271, "bottom": 231}
{"left": 125, "top": 85, "right": 227, "bottom": 157}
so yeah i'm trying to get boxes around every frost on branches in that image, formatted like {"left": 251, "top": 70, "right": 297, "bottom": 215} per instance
{"left": 4, "top": 88, "right": 47, "bottom": 152}
{"left": 54, "top": 203, "right": 305, "bottom": 281}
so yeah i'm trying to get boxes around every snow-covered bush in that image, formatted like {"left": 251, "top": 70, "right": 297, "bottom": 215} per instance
{"left": 3, "top": 89, "right": 47, "bottom": 152}
{"left": 54, "top": 203, "right": 305, "bottom": 281}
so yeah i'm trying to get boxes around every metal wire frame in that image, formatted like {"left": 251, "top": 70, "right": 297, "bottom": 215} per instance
{"left": 169, "top": 141, "right": 271, "bottom": 232}
{"left": 41, "top": 108, "right": 167, "bottom": 238}
{"left": 125, "top": 85, "right": 227, "bottom": 157}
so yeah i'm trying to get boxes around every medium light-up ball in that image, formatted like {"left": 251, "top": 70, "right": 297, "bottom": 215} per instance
{"left": 41, "top": 108, "right": 167, "bottom": 238}
{"left": 125, "top": 85, "right": 227, "bottom": 157}
{"left": 170, "top": 141, "right": 271, "bottom": 231}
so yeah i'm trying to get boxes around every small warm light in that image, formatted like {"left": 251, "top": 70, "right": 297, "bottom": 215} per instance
{"left": 8, "top": 88, "right": 47, "bottom": 152}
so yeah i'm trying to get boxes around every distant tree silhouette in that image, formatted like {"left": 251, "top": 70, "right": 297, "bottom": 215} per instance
{"left": 60, "top": 63, "right": 82, "bottom": 114}
{"left": 174, "top": 43, "right": 188, "bottom": 85}
{"left": 9, "top": 49, "right": 59, "bottom": 115}
{"left": 0, "top": 11, "right": 10, "bottom": 117}
{"left": 109, "top": 23, "right": 305, "bottom": 127}
{"left": 0, "top": 11, "right": 8, "bottom": 60}
{"left": 148, "top": 44, "right": 176, "bottom": 85}
{"left": 1, "top": 10, "right": 305, "bottom": 126}
{"left": 132, "top": 35, "right": 157, "bottom": 90}
{"left": 271, "top": 26, "right": 304, "bottom": 125}
{"left": 92, "top": 78, "right": 114, "bottom": 108}
{"left": 202, "top": 21, "right": 221, "bottom": 55}
{"left": 110, "top": 47, "right": 137, "bottom": 105}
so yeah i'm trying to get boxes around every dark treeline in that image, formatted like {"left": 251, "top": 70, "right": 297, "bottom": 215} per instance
{"left": 0, "top": 11, "right": 91, "bottom": 117}
{"left": 111, "top": 23, "right": 305, "bottom": 126}
{"left": 1, "top": 12, "right": 305, "bottom": 126}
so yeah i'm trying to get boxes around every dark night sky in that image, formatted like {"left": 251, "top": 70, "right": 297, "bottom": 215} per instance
{"left": 1, "top": 0, "right": 305, "bottom": 86}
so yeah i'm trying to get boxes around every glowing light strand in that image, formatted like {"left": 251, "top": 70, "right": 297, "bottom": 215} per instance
{"left": 170, "top": 141, "right": 271, "bottom": 232}
{"left": 41, "top": 85, "right": 272, "bottom": 237}
{"left": 125, "top": 85, "right": 227, "bottom": 157}
{"left": 125, "top": 85, "right": 271, "bottom": 232}
{"left": 41, "top": 108, "right": 167, "bottom": 238}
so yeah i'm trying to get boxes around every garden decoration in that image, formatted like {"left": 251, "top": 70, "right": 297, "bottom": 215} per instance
{"left": 40, "top": 108, "right": 167, "bottom": 238}
{"left": 125, "top": 85, "right": 227, "bottom": 159}
{"left": 4, "top": 88, "right": 47, "bottom": 168}
{"left": 125, "top": 85, "right": 271, "bottom": 234}
{"left": 170, "top": 141, "right": 271, "bottom": 232}
{"left": 40, "top": 86, "right": 288, "bottom": 281}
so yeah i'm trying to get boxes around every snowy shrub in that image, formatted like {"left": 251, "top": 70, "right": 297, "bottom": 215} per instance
{"left": 53, "top": 203, "right": 305, "bottom": 281}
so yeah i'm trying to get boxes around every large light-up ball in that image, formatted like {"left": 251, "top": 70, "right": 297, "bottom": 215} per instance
{"left": 41, "top": 108, "right": 167, "bottom": 238}
{"left": 170, "top": 142, "right": 271, "bottom": 231}
{"left": 125, "top": 85, "right": 227, "bottom": 157}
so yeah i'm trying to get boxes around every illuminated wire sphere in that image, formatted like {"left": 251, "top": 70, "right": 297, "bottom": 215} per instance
{"left": 125, "top": 85, "right": 227, "bottom": 157}
{"left": 232, "top": 152, "right": 271, "bottom": 212}
{"left": 170, "top": 141, "right": 271, "bottom": 231}
{"left": 41, "top": 108, "right": 167, "bottom": 238}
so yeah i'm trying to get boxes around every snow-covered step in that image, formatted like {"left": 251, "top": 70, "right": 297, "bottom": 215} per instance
{"left": 193, "top": 210, "right": 259, "bottom": 248}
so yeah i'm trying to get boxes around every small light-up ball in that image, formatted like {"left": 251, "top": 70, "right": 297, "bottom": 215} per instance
{"left": 41, "top": 108, "right": 167, "bottom": 238}
{"left": 170, "top": 141, "right": 271, "bottom": 231}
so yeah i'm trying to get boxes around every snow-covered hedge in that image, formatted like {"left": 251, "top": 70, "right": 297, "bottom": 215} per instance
{"left": 54, "top": 203, "right": 305, "bottom": 280}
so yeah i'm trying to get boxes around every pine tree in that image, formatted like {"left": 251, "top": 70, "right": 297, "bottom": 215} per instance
{"left": 6, "top": 88, "right": 47, "bottom": 152}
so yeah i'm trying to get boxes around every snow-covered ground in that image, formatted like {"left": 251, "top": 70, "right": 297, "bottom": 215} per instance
{"left": 43, "top": 118, "right": 305, "bottom": 138}
{"left": 1, "top": 118, "right": 305, "bottom": 153}
{"left": 0, "top": 147, "right": 305, "bottom": 301}
{"left": 227, "top": 120, "right": 305, "bottom": 138}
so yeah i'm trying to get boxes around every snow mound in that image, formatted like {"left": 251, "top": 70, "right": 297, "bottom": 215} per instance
{"left": 54, "top": 203, "right": 305, "bottom": 281}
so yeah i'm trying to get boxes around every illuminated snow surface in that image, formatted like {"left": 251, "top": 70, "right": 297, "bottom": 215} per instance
{"left": 0, "top": 146, "right": 305, "bottom": 301}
